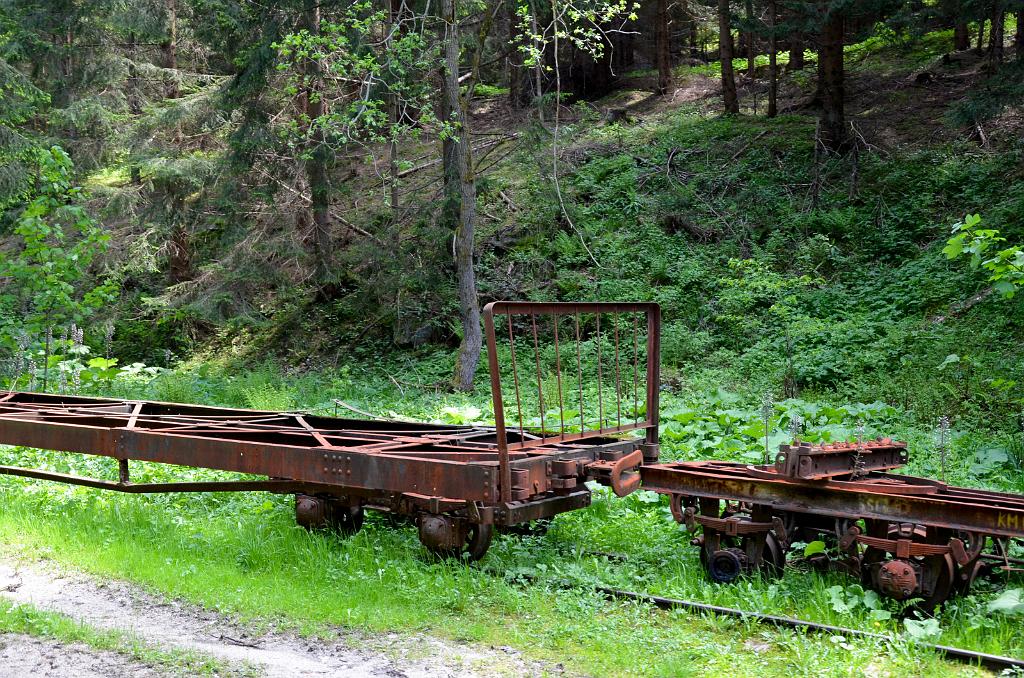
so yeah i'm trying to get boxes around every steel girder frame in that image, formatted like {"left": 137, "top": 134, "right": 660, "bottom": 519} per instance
{"left": 0, "top": 391, "right": 643, "bottom": 525}
{"left": 641, "top": 462, "right": 1024, "bottom": 539}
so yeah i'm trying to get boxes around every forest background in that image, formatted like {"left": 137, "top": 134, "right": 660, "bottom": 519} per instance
{"left": 2, "top": 0, "right": 1024, "bottom": 673}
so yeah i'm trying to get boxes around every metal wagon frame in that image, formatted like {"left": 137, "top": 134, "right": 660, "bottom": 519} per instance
{"left": 0, "top": 301, "right": 661, "bottom": 559}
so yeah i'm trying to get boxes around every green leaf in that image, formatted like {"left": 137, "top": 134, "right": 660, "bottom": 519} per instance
{"left": 440, "top": 405, "right": 482, "bottom": 425}
{"left": 862, "top": 589, "right": 882, "bottom": 610}
{"left": 804, "top": 540, "right": 826, "bottom": 557}
{"left": 987, "top": 589, "right": 1024, "bottom": 616}
{"left": 972, "top": 446, "right": 1010, "bottom": 475}
{"left": 942, "top": 238, "right": 964, "bottom": 259}
{"left": 903, "top": 618, "right": 941, "bottom": 640}
{"left": 668, "top": 409, "right": 698, "bottom": 424}
{"left": 993, "top": 279, "right": 1017, "bottom": 297}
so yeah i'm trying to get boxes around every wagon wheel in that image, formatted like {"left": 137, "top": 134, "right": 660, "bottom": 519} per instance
{"left": 295, "top": 494, "right": 364, "bottom": 537}
{"left": 758, "top": 531, "right": 787, "bottom": 577}
{"left": 465, "top": 523, "right": 494, "bottom": 561}
{"left": 915, "top": 553, "right": 956, "bottom": 612}
{"left": 327, "top": 503, "right": 365, "bottom": 537}
{"left": 425, "top": 524, "right": 493, "bottom": 561}
{"left": 954, "top": 532, "right": 990, "bottom": 595}
{"left": 888, "top": 525, "right": 957, "bottom": 612}
{"left": 420, "top": 517, "right": 494, "bottom": 561}
{"left": 698, "top": 529, "right": 746, "bottom": 584}
{"left": 700, "top": 520, "right": 785, "bottom": 580}
{"left": 859, "top": 531, "right": 958, "bottom": 612}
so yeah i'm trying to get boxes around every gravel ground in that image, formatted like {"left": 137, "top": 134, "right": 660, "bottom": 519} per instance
{"left": 0, "top": 634, "right": 167, "bottom": 677}
{"left": 0, "top": 558, "right": 565, "bottom": 677}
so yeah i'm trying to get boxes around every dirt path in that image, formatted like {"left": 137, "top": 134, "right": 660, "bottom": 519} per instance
{"left": 0, "top": 558, "right": 563, "bottom": 677}
{"left": 0, "top": 633, "right": 169, "bottom": 677}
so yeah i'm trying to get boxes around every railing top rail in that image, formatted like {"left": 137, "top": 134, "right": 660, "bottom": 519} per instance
{"left": 485, "top": 301, "right": 660, "bottom": 315}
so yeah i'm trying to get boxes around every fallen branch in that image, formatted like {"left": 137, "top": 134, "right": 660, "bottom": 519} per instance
{"left": 253, "top": 166, "right": 385, "bottom": 246}
{"left": 217, "top": 635, "right": 262, "bottom": 649}
{"left": 974, "top": 122, "right": 989, "bottom": 148}
{"left": 929, "top": 287, "right": 995, "bottom": 324}
{"left": 333, "top": 399, "right": 388, "bottom": 420}
{"left": 498, "top": 190, "right": 517, "bottom": 212}
{"left": 728, "top": 130, "right": 769, "bottom": 163}
{"left": 396, "top": 134, "right": 518, "bottom": 177}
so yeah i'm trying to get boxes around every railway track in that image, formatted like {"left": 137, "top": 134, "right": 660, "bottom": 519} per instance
{"left": 594, "top": 586, "right": 1024, "bottom": 672}
{"left": 483, "top": 554, "right": 1024, "bottom": 672}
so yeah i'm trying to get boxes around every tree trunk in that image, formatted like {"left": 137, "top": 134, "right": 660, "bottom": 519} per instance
{"left": 443, "top": 0, "right": 482, "bottom": 392}
{"left": 169, "top": 223, "right": 191, "bottom": 283}
{"left": 168, "top": 195, "right": 191, "bottom": 283}
{"left": 387, "top": 0, "right": 401, "bottom": 210}
{"left": 767, "top": 0, "right": 777, "bottom": 117}
{"left": 529, "top": 0, "right": 544, "bottom": 121}
{"left": 954, "top": 19, "right": 969, "bottom": 51}
{"left": 128, "top": 32, "right": 142, "bottom": 185}
{"left": 788, "top": 3, "right": 804, "bottom": 72}
{"left": 163, "top": 0, "right": 178, "bottom": 98}
{"left": 745, "top": 0, "right": 756, "bottom": 77}
{"left": 790, "top": 37, "right": 804, "bottom": 70}
{"left": 718, "top": 0, "right": 739, "bottom": 114}
{"left": 127, "top": 33, "right": 141, "bottom": 115}
{"left": 684, "top": 0, "right": 699, "bottom": 58}
{"left": 817, "top": 6, "right": 845, "bottom": 153}
{"left": 301, "top": 4, "right": 332, "bottom": 280}
{"left": 507, "top": 0, "right": 525, "bottom": 109}
{"left": 977, "top": 18, "right": 986, "bottom": 52}
{"left": 655, "top": 0, "right": 672, "bottom": 95}
{"left": 1017, "top": 11, "right": 1023, "bottom": 56}
{"left": 988, "top": 3, "right": 1004, "bottom": 65}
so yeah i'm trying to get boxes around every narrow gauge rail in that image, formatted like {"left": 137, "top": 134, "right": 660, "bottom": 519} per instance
{"left": 595, "top": 586, "right": 1024, "bottom": 672}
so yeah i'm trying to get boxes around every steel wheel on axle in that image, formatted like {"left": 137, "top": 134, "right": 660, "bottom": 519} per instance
{"left": 760, "top": 531, "right": 787, "bottom": 577}
{"left": 699, "top": 528, "right": 785, "bottom": 583}
{"left": 295, "top": 494, "right": 364, "bottom": 537}
{"left": 417, "top": 514, "right": 494, "bottom": 561}
{"left": 915, "top": 553, "right": 956, "bottom": 612}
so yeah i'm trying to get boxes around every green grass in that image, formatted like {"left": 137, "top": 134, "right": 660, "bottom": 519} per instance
{"left": 1, "top": 367, "right": 1022, "bottom": 676}
{"left": 0, "top": 482, "right": 992, "bottom": 677}
{"left": 0, "top": 596, "right": 248, "bottom": 676}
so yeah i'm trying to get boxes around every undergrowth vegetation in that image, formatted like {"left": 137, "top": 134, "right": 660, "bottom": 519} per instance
{"left": 2, "top": 18, "right": 1024, "bottom": 677}
{"left": 1, "top": 359, "right": 1023, "bottom": 674}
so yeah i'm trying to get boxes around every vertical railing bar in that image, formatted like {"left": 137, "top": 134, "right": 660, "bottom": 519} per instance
{"left": 488, "top": 303, "right": 659, "bottom": 480}
{"left": 632, "top": 313, "right": 640, "bottom": 424}
{"left": 483, "top": 304, "right": 511, "bottom": 503}
{"left": 613, "top": 314, "right": 622, "bottom": 429}
{"left": 553, "top": 315, "right": 565, "bottom": 438}
{"left": 530, "top": 312, "right": 546, "bottom": 436}
{"left": 575, "top": 310, "right": 585, "bottom": 435}
{"left": 646, "top": 305, "right": 661, "bottom": 451}
{"left": 508, "top": 315, "right": 525, "bottom": 440}
{"left": 596, "top": 313, "right": 604, "bottom": 433}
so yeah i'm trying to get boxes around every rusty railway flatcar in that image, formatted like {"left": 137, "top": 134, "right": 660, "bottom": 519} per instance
{"left": 0, "top": 302, "right": 660, "bottom": 560}
{"left": 0, "top": 300, "right": 1022, "bottom": 611}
